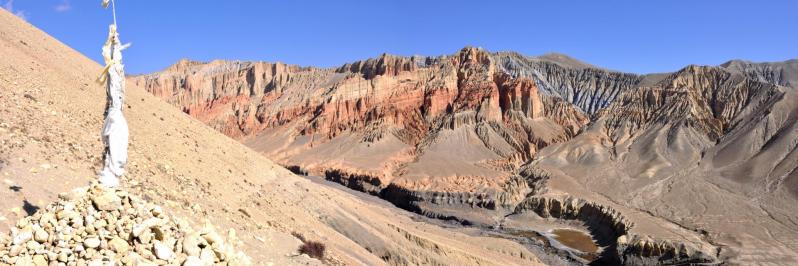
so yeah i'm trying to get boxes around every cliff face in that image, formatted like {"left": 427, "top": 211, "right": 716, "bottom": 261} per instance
{"left": 720, "top": 59, "right": 798, "bottom": 88}
{"left": 601, "top": 65, "right": 782, "bottom": 142}
{"left": 513, "top": 197, "right": 719, "bottom": 265}
{"left": 131, "top": 47, "right": 589, "bottom": 193}
{"left": 494, "top": 52, "right": 648, "bottom": 115}
{"left": 133, "top": 59, "right": 338, "bottom": 138}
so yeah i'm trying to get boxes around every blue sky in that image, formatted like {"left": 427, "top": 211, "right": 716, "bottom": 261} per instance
{"left": 3, "top": 0, "right": 796, "bottom": 74}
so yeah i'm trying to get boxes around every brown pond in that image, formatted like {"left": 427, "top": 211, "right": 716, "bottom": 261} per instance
{"left": 507, "top": 230, "right": 550, "bottom": 245}
{"left": 551, "top": 228, "right": 599, "bottom": 261}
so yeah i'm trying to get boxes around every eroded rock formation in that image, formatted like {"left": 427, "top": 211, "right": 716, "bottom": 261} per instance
{"left": 512, "top": 196, "right": 719, "bottom": 265}
{"left": 133, "top": 47, "right": 798, "bottom": 265}
{"left": 494, "top": 52, "right": 648, "bottom": 115}
{"left": 720, "top": 59, "right": 798, "bottom": 88}
{"left": 131, "top": 47, "right": 589, "bottom": 197}
{"left": 531, "top": 61, "right": 798, "bottom": 264}
{"left": 601, "top": 65, "right": 783, "bottom": 143}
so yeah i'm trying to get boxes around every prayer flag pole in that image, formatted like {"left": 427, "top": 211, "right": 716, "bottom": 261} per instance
{"left": 98, "top": 0, "right": 129, "bottom": 188}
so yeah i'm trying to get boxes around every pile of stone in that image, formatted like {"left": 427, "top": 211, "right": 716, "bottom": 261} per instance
{"left": 0, "top": 184, "right": 250, "bottom": 265}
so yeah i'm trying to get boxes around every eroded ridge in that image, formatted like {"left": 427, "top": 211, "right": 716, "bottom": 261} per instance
{"left": 513, "top": 196, "right": 720, "bottom": 265}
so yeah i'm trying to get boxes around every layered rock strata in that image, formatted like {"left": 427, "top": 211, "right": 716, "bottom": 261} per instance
{"left": 494, "top": 52, "right": 647, "bottom": 114}
{"left": 131, "top": 47, "right": 590, "bottom": 205}
{"left": 720, "top": 59, "right": 798, "bottom": 88}
{"left": 601, "top": 65, "right": 782, "bottom": 142}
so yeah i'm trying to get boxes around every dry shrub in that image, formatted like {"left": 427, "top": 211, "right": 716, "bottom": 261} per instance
{"left": 299, "top": 240, "right": 326, "bottom": 259}
{"left": 293, "top": 232, "right": 326, "bottom": 260}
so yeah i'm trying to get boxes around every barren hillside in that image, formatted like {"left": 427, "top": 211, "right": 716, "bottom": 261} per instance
{"left": 0, "top": 9, "right": 547, "bottom": 266}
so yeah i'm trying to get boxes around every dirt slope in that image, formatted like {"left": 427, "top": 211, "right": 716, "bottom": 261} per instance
{"left": 0, "top": 9, "right": 543, "bottom": 265}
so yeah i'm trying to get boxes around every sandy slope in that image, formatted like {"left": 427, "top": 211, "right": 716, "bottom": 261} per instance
{"left": 0, "top": 9, "right": 542, "bottom": 266}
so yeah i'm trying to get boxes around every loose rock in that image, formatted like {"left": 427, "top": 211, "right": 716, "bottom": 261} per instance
{"left": 108, "top": 237, "right": 129, "bottom": 254}
{"left": 83, "top": 237, "right": 100, "bottom": 249}
{"left": 32, "top": 254, "right": 47, "bottom": 266}
{"left": 0, "top": 185, "right": 250, "bottom": 265}
{"left": 91, "top": 189, "right": 122, "bottom": 211}
{"left": 182, "top": 256, "right": 203, "bottom": 266}
{"left": 33, "top": 228, "right": 49, "bottom": 243}
{"left": 153, "top": 240, "right": 174, "bottom": 260}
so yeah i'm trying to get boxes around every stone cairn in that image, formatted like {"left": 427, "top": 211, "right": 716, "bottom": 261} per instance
{"left": 0, "top": 1, "right": 250, "bottom": 265}
{"left": 0, "top": 185, "right": 250, "bottom": 265}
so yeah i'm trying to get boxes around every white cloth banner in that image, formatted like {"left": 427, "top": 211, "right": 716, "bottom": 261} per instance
{"left": 98, "top": 25, "right": 129, "bottom": 188}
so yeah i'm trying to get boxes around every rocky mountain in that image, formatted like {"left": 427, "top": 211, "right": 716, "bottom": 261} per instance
{"left": 493, "top": 51, "right": 645, "bottom": 115}
{"left": 720, "top": 59, "right": 798, "bottom": 88}
{"left": 133, "top": 44, "right": 798, "bottom": 265}
{"left": 132, "top": 47, "right": 591, "bottom": 201}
